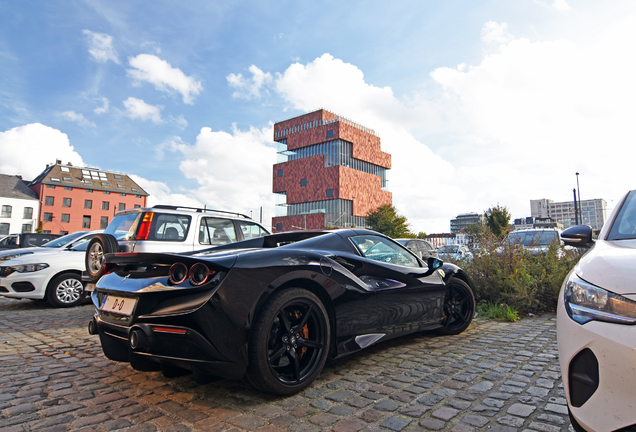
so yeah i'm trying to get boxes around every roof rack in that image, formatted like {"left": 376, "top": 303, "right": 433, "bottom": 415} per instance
{"left": 152, "top": 205, "right": 251, "bottom": 219}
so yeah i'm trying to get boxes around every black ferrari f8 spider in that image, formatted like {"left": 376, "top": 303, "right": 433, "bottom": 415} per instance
{"left": 87, "top": 229, "right": 475, "bottom": 395}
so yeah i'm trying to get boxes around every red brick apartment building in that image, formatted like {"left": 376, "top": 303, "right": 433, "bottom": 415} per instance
{"left": 28, "top": 161, "right": 148, "bottom": 234}
{"left": 272, "top": 109, "right": 392, "bottom": 232}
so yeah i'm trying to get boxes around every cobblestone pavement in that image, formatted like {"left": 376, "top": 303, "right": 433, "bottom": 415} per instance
{"left": 0, "top": 297, "right": 573, "bottom": 432}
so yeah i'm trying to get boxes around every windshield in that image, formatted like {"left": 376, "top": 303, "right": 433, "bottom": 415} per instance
{"left": 506, "top": 230, "right": 558, "bottom": 246}
{"left": 439, "top": 245, "right": 459, "bottom": 253}
{"left": 608, "top": 190, "right": 636, "bottom": 240}
{"left": 42, "top": 231, "right": 87, "bottom": 248}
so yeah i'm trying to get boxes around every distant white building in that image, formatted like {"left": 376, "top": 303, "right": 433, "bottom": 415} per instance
{"left": 0, "top": 174, "right": 40, "bottom": 235}
{"left": 530, "top": 198, "right": 607, "bottom": 231}
{"left": 450, "top": 213, "right": 484, "bottom": 234}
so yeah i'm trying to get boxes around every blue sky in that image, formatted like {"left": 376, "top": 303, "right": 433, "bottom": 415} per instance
{"left": 1, "top": 0, "right": 634, "bottom": 232}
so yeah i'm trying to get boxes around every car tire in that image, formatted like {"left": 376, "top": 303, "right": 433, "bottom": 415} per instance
{"left": 46, "top": 273, "right": 85, "bottom": 308}
{"left": 246, "top": 288, "right": 330, "bottom": 395}
{"left": 438, "top": 278, "right": 475, "bottom": 335}
{"left": 85, "top": 234, "right": 119, "bottom": 283}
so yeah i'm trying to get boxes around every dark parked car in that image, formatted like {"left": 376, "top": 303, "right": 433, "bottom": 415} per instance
{"left": 0, "top": 233, "right": 60, "bottom": 250}
{"left": 394, "top": 238, "right": 439, "bottom": 260}
{"left": 88, "top": 229, "right": 476, "bottom": 395}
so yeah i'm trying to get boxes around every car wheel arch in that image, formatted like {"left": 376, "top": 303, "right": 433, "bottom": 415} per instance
{"left": 45, "top": 269, "right": 82, "bottom": 292}
{"left": 250, "top": 278, "right": 338, "bottom": 360}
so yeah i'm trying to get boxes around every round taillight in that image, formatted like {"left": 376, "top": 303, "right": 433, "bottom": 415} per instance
{"left": 189, "top": 263, "right": 210, "bottom": 286}
{"left": 169, "top": 262, "right": 188, "bottom": 284}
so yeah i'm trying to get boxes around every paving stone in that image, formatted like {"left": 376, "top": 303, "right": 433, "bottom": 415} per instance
{"left": 537, "top": 413, "right": 567, "bottom": 425}
{"left": 497, "top": 415, "right": 525, "bottom": 428}
{"left": 544, "top": 403, "right": 568, "bottom": 415}
{"left": 462, "top": 414, "right": 490, "bottom": 427}
{"left": 447, "top": 399, "right": 471, "bottom": 410}
{"left": 325, "top": 390, "right": 355, "bottom": 402}
{"left": 507, "top": 403, "right": 536, "bottom": 417}
{"left": 469, "top": 381, "right": 493, "bottom": 392}
{"left": 528, "top": 421, "right": 562, "bottom": 432}
{"left": 526, "top": 386, "right": 550, "bottom": 397}
{"left": 419, "top": 417, "right": 446, "bottom": 431}
{"left": 431, "top": 407, "right": 459, "bottom": 421}
{"left": 381, "top": 415, "right": 413, "bottom": 431}
{"left": 375, "top": 400, "right": 401, "bottom": 412}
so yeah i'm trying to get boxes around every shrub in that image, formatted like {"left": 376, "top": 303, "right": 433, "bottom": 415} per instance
{"left": 448, "top": 227, "right": 579, "bottom": 313}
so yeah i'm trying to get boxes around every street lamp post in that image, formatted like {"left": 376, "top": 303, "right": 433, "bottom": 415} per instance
{"left": 576, "top": 172, "right": 581, "bottom": 225}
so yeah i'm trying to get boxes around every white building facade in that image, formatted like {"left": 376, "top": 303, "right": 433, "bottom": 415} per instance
{"left": 530, "top": 198, "right": 607, "bottom": 231}
{"left": 0, "top": 174, "right": 40, "bottom": 235}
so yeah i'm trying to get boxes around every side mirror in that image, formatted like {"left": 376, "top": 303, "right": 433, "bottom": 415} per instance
{"left": 427, "top": 257, "right": 443, "bottom": 270}
{"left": 561, "top": 225, "right": 594, "bottom": 248}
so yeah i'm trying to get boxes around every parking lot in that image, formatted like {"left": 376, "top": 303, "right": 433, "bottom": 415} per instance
{"left": 0, "top": 297, "right": 572, "bottom": 432}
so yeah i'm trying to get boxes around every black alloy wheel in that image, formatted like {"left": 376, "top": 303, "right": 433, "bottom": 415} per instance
{"left": 247, "top": 288, "right": 330, "bottom": 395}
{"left": 438, "top": 278, "right": 475, "bottom": 335}
{"left": 85, "top": 234, "right": 119, "bottom": 283}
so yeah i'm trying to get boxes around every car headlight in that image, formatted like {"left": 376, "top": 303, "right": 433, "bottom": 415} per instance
{"left": 0, "top": 251, "right": 34, "bottom": 262}
{"left": 11, "top": 263, "right": 49, "bottom": 273}
{"left": 564, "top": 273, "right": 636, "bottom": 325}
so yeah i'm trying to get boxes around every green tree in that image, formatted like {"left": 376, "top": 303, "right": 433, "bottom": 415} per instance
{"left": 35, "top": 221, "right": 44, "bottom": 233}
{"left": 366, "top": 205, "right": 414, "bottom": 238}
{"left": 417, "top": 231, "right": 427, "bottom": 239}
{"left": 484, "top": 205, "right": 511, "bottom": 238}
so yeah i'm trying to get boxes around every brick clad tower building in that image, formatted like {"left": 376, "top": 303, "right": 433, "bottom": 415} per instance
{"left": 272, "top": 109, "right": 391, "bottom": 232}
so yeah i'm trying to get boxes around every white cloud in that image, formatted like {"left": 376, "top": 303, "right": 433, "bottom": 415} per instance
{"left": 123, "top": 97, "right": 163, "bottom": 123}
{"left": 0, "top": 124, "right": 85, "bottom": 180}
{"left": 535, "top": 0, "right": 572, "bottom": 11}
{"left": 128, "top": 175, "right": 202, "bottom": 208}
{"left": 127, "top": 54, "right": 202, "bottom": 104}
{"left": 82, "top": 30, "right": 119, "bottom": 64}
{"left": 94, "top": 97, "right": 109, "bottom": 114}
{"left": 170, "top": 124, "right": 277, "bottom": 225}
{"left": 227, "top": 65, "right": 273, "bottom": 100}
{"left": 481, "top": 21, "right": 513, "bottom": 45}
{"left": 60, "top": 111, "right": 96, "bottom": 128}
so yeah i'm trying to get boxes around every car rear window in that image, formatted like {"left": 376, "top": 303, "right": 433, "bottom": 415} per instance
{"left": 198, "top": 217, "right": 236, "bottom": 245}
{"left": 149, "top": 214, "right": 191, "bottom": 242}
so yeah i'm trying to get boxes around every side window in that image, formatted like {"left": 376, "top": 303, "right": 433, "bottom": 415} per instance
{"left": 151, "top": 214, "right": 191, "bottom": 242}
{"left": 199, "top": 218, "right": 236, "bottom": 245}
{"left": 238, "top": 221, "right": 269, "bottom": 240}
{"left": 350, "top": 235, "right": 419, "bottom": 268}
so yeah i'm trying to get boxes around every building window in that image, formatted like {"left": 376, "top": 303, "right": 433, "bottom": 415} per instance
{"left": 117, "top": 184, "right": 125, "bottom": 189}
{"left": 60, "top": 167, "right": 70, "bottom": 172}
{"left": 50, "top": 177, "right": 60, "bottom": 182}
{"left": 132, "top": 188, "right": 140, "bottom": 193}
{"left": 118, "top": 203, "right": 125, "bottom": 211}
{"left": 63, "top": 198, "right": 71, "bottom": 207}
{"left": 59, "top": 231, "right": 68, "bottom": 235}
{"left": 326, "top": 130, "right": 334, "bottom": 139}
{"left": 120, "top": 193, "right": 126, "bottom": 197}
{"left": 46, "top": 184, "right": 55, "bottom": 189}
{"left": 82, "top": 216, "right": 91, "bottom": 229}
{"left": 114, "top": 174, "right": 123, "bottom": 180}
{"left": 1, "top": 205, "right": 12, "bottom": 218}
{"left": 83, "top": 179, "right": 93, "bottom": 185}
{"left": 43, "top": 230, "right": 51, "bottom": 234}
{"left": 43, "top": 212, "right": 53, "bottom": 222}
{"left": 102, "top": 201, "right": 109, "bottom": 211}
{"left": 63, "top": 178, "right": 72, "bottom": 183}
{"left": 102, "top": 182, "right": 110, "bottom": 187}
{"left": 100, "top": 216, "right": 108, "bottom": 229}
{"left": 326, "top": 189, "right": 334, "bottom": 197}
{"left": 134, "top": 204, "right": 141, "bottom": 208}
{"left": 84, "top": 199, "right": 92, "bottom": 209}
{"left": 64, "top": 186, "right": 73, "bottom": 191}
{"left": 300, "top": 178, "right": 307, "bottom": 186}
{"left": 278, "top": 169, "right": 283, "bottom": 177}
{"left": 0, "top": 223, "right": 9, "bottom": 235}
{"left": 276, "top": 223, "right": 283, "bottom": 231}
{"left": 45, "top": 196, "right": 54, "bottom": 206}
{"left": 23, "top": 207, "right": 33, "bottom": 219}
{"left": 22, "top": 224, "right": 32, "bottom": 233}
{"left": 61, "top": 214, "right": 70, "bottom": 223}
{"left": 86, "top": 189, "right": 93, "bottom": 193}
{"left": 103, "top": 191, "right": 110, "bottom": 195}
{"left": 135, "top": 195, "right": 141, "bottom": 199}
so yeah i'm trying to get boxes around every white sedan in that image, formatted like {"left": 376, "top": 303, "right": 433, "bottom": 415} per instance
{"left": 0, "top": 231, "right": 101, "bottom": 307}
{"left": 557, "top": 189, "right": 636, "bottom": 432}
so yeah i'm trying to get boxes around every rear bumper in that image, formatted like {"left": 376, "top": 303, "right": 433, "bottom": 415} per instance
{"left": 92, "top": 310, "right": 248, "bottom": 380}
